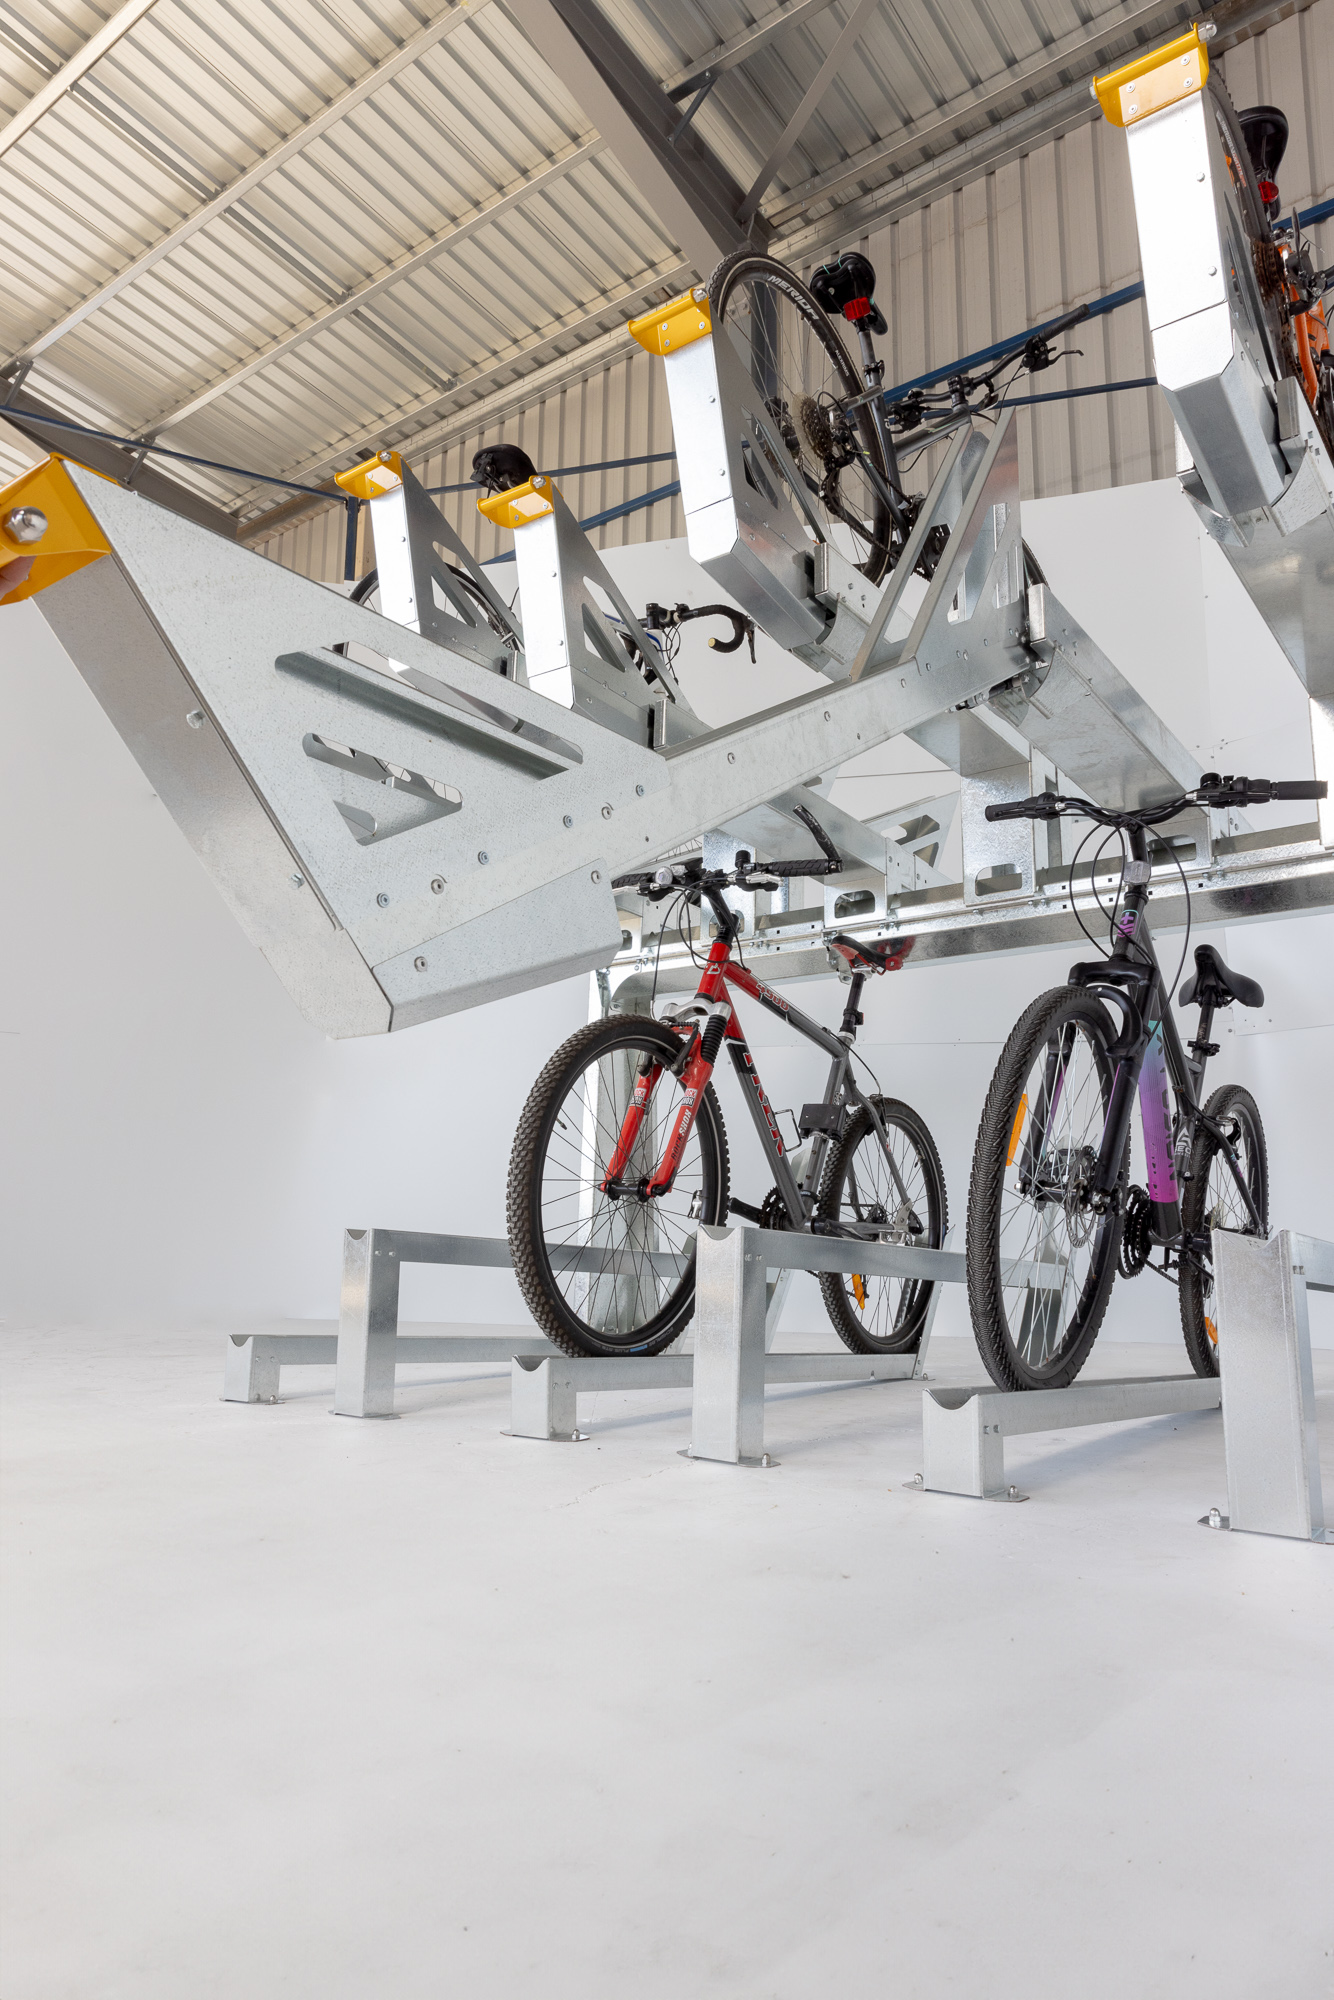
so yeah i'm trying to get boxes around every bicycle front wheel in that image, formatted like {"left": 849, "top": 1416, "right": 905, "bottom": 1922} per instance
{"left": 1179, "top": 1083, "right": 1268, "bottom": 1377}
{"left": 816, "top": 1098, "right": 948, "bottom": 1353}
{"left": 506, "top": 1017, "right": 730, "bottom": 1358}
{"left": 708, "top": 250, "right": 895, "bottom": 585}
{"left": 968, "top": 988, "right": 1124, "bottom": 1390}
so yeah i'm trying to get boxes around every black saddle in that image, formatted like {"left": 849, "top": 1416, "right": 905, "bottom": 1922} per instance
{"left": 472, "top": 443, "right": 538, "bottom": 495}
{"left": 828, "top": 932, "right": 904, "bottom": 973}
{"left": 1179, "top": 944, "right": 1264, "bottom": 1011}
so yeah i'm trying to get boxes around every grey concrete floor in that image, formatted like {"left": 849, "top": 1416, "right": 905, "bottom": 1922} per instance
{"left": 3, "top": 1329, "right": 1332, "bottom": 2000}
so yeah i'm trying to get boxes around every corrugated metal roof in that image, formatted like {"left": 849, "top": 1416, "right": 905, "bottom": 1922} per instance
{"left": 1, "top": 0, "right": 1328, "bottom": 519}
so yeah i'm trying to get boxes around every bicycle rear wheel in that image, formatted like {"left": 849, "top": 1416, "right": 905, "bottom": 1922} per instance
{"left": 967, "top": 988, "right": 1124, "bottom": 1390}
{"left": 709, "top": 250, "right": 895, "bottom": 585}
{"left": 816, "top": 1097, "right": 948, "bottom": 1353}
{"left": 1179, "top": 1084, "right": 1268, "bottom": 1377}
{"left": 506, "top": 1017, "right": 730, "bottom": 1358}
{"left": 350, "top": 563, "right": 519, "bottom": 646}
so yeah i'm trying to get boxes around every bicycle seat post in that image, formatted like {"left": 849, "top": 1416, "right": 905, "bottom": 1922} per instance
{"left": 839, "top": 970, "right": 866, "bottom": 1040}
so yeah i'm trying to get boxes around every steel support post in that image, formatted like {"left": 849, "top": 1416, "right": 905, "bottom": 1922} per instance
{"left": 688, "top": 1225, "right": 947, "bottom": 1465}
{"left": 330, "top": 1228, "right": 559, "bottom": 1417}
{"left": 511, "top": 1356, "right": 581, "bottom": 1441}
{"left": 689, "top": 1224, "right": 771, "bottom": 1464}
{"left": 223, "top": 1334, "right": 282, "bottom": 1403}
{"left": 1211, "top": 1229, "right": 1332, "bottom": 1543}
{"left": 334, "top": 1227, "right": 402, "bottom": 1417}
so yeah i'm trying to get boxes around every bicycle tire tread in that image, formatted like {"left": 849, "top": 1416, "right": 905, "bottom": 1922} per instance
{"left": 967, "top": 986, "right": 1122, "bottom": 1391}
{"left": 506, "top": 1017, "right": 730, "bottom": 1359}
{"left": 815, "top": 1097, "right": 948, "bottom": 1354}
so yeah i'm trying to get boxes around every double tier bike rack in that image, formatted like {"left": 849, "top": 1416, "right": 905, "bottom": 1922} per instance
{"left": 3, "top": 25, "right": 1330, "bottom": 1520}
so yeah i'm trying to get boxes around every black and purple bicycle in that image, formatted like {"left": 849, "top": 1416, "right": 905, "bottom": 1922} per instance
{"left": 965, "top": 772, "right": 1326, "bottom": 1391}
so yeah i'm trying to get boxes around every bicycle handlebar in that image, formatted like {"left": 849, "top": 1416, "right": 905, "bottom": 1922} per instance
{"left": 610, "top": 806, "right": 844, "bottom": 898}
{"left": 609, "top": 854, "right": 841, "bottom": 896}
{"left": 984, "top": 774, "right": 1327, "bottom": 826}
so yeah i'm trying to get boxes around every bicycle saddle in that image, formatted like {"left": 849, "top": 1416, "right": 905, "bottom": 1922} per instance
{"left": 1178, "top": 944, "right": 1264, "bottom": 1011}
{"left": 472, "top": 443, "right": 537, "bottom": 495}
{"left": 809, "top": 252, "right": 889, "bottom": 336}
{"left": 827, "top": 932, "right": 905, "bottom": 973}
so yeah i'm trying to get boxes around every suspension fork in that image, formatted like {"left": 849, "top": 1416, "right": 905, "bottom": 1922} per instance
{"left": 1017, "top": 1021, "right": 1080, "bottom": 1189}
{"left": 599, "top": 1050, "right": 667, "bottom": 1190}
{"left": 602, "top": 931, "right": 735, "bottom": 1200}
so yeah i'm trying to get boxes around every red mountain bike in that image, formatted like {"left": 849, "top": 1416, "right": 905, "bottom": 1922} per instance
{"left": 507, "top": 809, "right": 947, "bottom": 1359}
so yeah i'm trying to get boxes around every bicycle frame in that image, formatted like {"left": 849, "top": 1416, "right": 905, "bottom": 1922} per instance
{"left": 600, "top": 920, "right": 913, "bottom": 1235}
{"left": 1053, "top": 827, "right": 1264, "bottom": 1252}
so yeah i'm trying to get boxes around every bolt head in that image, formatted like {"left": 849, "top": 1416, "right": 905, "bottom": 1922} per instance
{"left": 186, "top": 709, "right": 205, "bottom": 729}
{"left": 430, "top": 877, "right": 445, "bottom": 893}
{"left": 562, "top": 814, "right": 573, "bottom": 828}
{"left": 376, "top": 892, "right": 390, "bottom": 907}
{"left": 5, "top": 505, "right": 47, "bottom": 544}
{"left": 590, "top": 869, "right": 601, "bottom": 884}
{"left": 477, "top": 851, "right": 488, "bottom": 864}
{"left": 601, "top": 804, "right": 613, "bottom": 819}
{"left": 635, "top": 783, "right": 645, "bottom": 796}
{"left": 290, "top": 873, "right": 304, "bottom": 887}
{"left": 414, "top": 955, "right": 427, "bottom": 970}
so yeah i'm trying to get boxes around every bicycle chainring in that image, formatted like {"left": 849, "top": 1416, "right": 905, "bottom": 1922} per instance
{"left": 759, "top": 1186, "right": 790, "bottom": 1231}
{"left": 1118, "top": 1183, "right": 1152, "bottom": 1278}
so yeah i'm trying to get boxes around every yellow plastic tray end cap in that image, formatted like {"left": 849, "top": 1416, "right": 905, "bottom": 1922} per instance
{"left": 0, "top": 455, "right": 112, "bottom": 606}
{"left": 335, "top": 449, "right": 403, "bottom": 500}
{"left": 476, "top": 475, "right": 558, "bottom": 529}
{"left": 1092, "top": 23, "right": 1211, "bottom": 128}
{"left": 629, "top": 286, "right": 712, "bottom": 356}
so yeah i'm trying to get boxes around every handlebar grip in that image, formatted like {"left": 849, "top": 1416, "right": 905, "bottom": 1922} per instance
{"left": 610, "top": 872, "right": 648, "bottom": 890}
{"left": 765, "top": 858, "right": 842, "bottom": 877}
{"left": 984, "top": 796, "right": 1054, "bottom": 821}
{"left": 1268, "top": 780, "right": 1328, "bottom": 800}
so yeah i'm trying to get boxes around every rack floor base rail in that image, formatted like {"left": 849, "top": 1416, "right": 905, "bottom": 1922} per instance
{"left": 1209, "top": 1230, "right": 1333, "bottom": 1545}
{"left": 918, "top": 1375, "right": 1223, "bottom": 1501}
{"left": 686, "top": 1225, "right": 960, "bottom": 1466}
{"left": 510, "top": 1354, "right": 696, "bottom": 1440}
{"left": 510, "top": 1346, "right": 927, "bottom": 1444}
{"left": 224, "top": 1317, "right": 555, "bottom": 1407}
{"left": 335, "top": 1229, "right": 561, "bottom": 1417}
